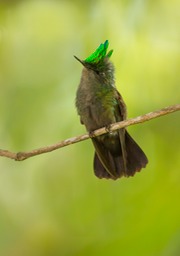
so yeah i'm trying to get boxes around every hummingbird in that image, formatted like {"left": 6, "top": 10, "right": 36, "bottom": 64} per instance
{"left": 75, "top": 40, "right": 148, "bottom": 180}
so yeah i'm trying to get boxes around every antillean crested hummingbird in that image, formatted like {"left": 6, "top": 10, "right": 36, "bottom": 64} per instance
{"left": 75, "top": 40, "right": 148, "bottom": 180}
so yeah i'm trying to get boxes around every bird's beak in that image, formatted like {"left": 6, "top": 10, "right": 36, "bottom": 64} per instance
{"left": 74, "top": 55, "right": 86, "bottom": 67}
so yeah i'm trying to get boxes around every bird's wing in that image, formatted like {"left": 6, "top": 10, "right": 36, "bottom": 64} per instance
{"left": 114, "top": 90, "right": 127, "bottom": 174}
{"left": 93, "top": 90, "right": 128, "bottom": 179}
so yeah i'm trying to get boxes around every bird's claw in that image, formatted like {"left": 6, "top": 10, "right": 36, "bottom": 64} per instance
{"left": 89, "top": 131, "right": 96, "bottom": 138}
{"left": 105, "top": 124, "right": 112, "bottom": 133}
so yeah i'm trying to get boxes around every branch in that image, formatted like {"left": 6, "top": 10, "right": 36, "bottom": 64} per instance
{"left": 0, "top": 104, "right": 179, "bottom": 161}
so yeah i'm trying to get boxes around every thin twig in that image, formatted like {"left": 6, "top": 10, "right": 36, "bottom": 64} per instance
{"left": 0, "top": 104, "right": 179, "bottom": 161}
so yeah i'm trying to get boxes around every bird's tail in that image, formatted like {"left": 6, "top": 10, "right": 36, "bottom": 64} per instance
{"left": 93, "top": 131, "right": 148, "bottom": 180}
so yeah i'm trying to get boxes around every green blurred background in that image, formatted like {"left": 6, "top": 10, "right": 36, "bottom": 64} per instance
{"left": 0, "top": 0, "right": 180, "bottom": 255}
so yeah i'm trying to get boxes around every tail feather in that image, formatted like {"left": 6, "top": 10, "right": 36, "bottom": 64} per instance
{"left": 94, "top": 153, "right": 113, "bottom": 179}
{"left": 93, "top": 131, "right": 148, "bottom": 179}
{"left": 125, "top": 132, "right": 148, "bottom": 176}
{"left": 94, "top": 152, "right": 124, "bottom": 180}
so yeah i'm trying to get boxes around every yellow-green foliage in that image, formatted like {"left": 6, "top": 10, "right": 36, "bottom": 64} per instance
{"left": 0, "top": 1, "right": 179, "bottom": 255}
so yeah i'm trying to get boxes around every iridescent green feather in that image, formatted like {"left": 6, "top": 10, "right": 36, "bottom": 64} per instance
{"left": 84, "top": 40, "right": 113, "bottom": 64}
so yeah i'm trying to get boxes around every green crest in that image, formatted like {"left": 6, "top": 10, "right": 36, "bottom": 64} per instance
{"left": 84, "top": 40, "right": 113, "bottom": 64}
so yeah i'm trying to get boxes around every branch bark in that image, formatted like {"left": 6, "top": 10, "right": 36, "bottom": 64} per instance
{"left": 0, "top": 104, "right": 179, "bottom": 161}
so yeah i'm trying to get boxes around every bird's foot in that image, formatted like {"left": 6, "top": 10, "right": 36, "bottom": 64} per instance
{"left": 105, "top": 124, "right": 112, "bottom": 133}
{"left": 89, "top": 131, "right": 96, "bottom": 138}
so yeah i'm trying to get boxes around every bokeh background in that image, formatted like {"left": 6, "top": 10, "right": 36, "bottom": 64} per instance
{"left": 0, "top": 0, "right": 180, "bottom": 255}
